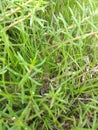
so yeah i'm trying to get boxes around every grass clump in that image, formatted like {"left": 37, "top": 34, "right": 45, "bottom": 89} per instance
{"left": 0, "top": 0, "right": 98, "bottom": 129}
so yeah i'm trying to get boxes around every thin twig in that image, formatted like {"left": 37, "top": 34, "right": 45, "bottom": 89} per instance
{"left": 0, "top": 0, "right": 32, "bottom": 22}
{"left": 68, "top": 9, "right": 98, "bottom": 30}
{"left": 45, "top": 31, "right": 98, "bottom": 51}
{"left": 78, "top": 98, "right": 91, "bottom": 101}
{"left": 5, "top": 13, "right": 32, "bottom": 31}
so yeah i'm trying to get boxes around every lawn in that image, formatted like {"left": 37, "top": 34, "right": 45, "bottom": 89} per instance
{"left": 0, "top": 0, "right": 98, "bottom": 129}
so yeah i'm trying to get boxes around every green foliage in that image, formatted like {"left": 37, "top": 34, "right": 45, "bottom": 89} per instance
{"left": 0, "top": 0, "right": 98, "bottom": 129}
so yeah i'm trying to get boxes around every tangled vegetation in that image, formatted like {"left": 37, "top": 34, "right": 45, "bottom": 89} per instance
{"left": 0, "top": 0, "right": 98, "bottom": 129}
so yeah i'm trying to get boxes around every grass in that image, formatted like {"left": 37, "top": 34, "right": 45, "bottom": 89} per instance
{"left": 0, "top": 0, "right": 98, "bottom": 129}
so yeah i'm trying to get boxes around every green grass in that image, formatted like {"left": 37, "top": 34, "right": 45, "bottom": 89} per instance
{"left": 0, "top": 0, "right": 98, "bottom": 129}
